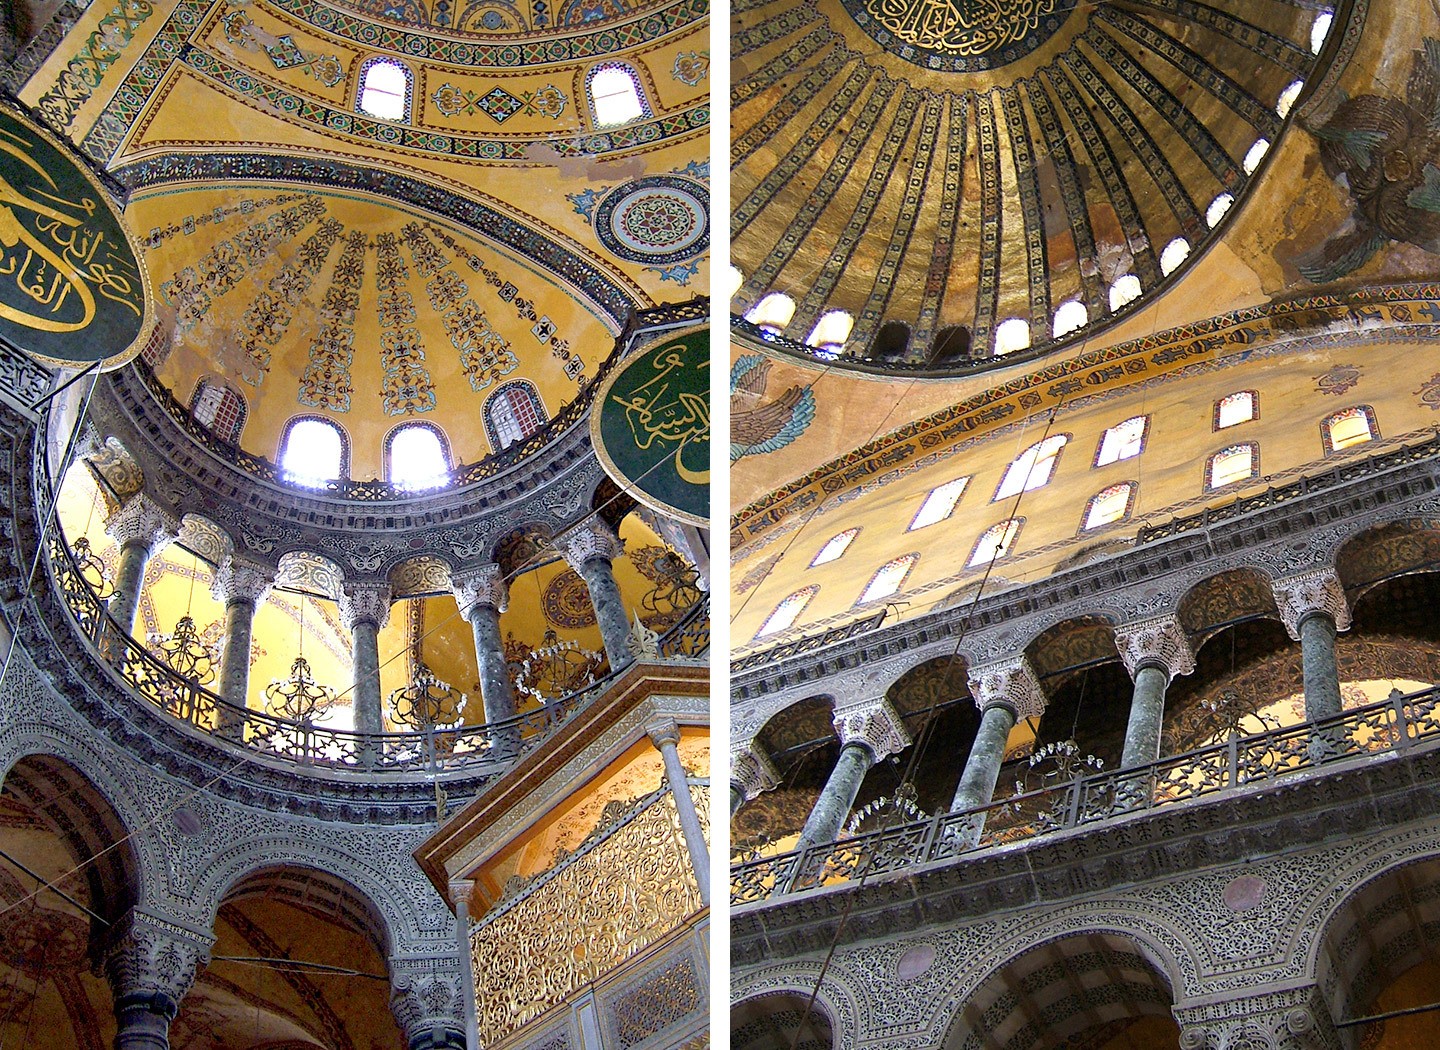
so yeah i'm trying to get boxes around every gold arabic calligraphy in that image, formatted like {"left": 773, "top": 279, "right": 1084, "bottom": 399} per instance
{"left": 612, "top": 344, "right": 710, "bottom": 484}
{"left": 0, "top": 123, "right": 142, "bottom": 335}
{"left": 861, "top": 0, "right": 1056, "bottom": 55}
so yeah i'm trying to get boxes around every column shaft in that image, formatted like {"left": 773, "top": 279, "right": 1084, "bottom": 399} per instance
{"left": 656, "top": 736, "right": 710, "bottom": 905}
{"left": 113, "top": 993, "right": 176, "bottom": 1050}
{"left": 576, "top": 556, "right": 632, "bottom": 668}
{"left": 1299, "top": 611, "right": 1343, "bottom": 721}
{"left": 1121, "top": 664, "right": 1170, "bottom": 768}
{"left": 351, "top": 619, "right": 383, "bottom": 736}
{"left": 796, "top": 741, "right": 873, "bottom": 851}
{"left": 730, "top": 783, "right": 745, "bottom": 817}
{"left": 108, "top": 540, "right": 150, "bottom": 637}
{"left": 452, "top": 892, "right": 480, "bottom": 1050}
{"left": 467, "top": 602, "right": 517, "bottom": 724}
{"left": 950, "top": 704, "right": 1018, "bottom": 812}
{"left": 215, "top": 599, "right": 256, "bottom": 733}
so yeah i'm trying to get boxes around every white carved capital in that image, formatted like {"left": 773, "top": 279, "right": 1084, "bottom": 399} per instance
{"left": 1115, "top": 614, "right": 1195, "bottom": 681}
{"left": 452, "top": 563, "right": 508, "bottom": 616}
{"left": 340, "top": 581, "right": 393, "bottom": 629}
{"left": 1271, "top": 567, "right": 1351, "bottom": 640}
{"left": 209, "top": 555, "right": 274, "bottom": 608}
{"left": 730, "top": 738, "right": 780, "bottom": 801}
{"left": 104, "top": 493, "right": 179, "bottom": 556}
{"left": 552, "top": 518, "right": 625, "bottom": 568}
{"left": 833, "top": 696, "right": 911, "bottom": 763}
{"left": 103, "top": 910, "right": 213, "bottom": 1007}
{"left": 968, "top": 655, "right": 1047, "bottom": 721}
{"left": 645, "top": 716, "right": 682, "bottom": 750}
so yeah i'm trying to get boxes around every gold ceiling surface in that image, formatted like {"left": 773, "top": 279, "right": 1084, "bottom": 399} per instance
{"left": 731, "top": 0, "right": 1342, "bottom": 366}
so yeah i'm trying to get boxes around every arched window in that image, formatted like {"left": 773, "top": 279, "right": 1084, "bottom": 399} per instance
{"left": 745, "top": 293, "right": 795, "bottom": 335}
{"left": 995, "top": 435, "right": 1068, "bottom": 501}
{"left": 1109, "top": 274, "right": 1142, "bottom": 312}
{"left": 810, "top": 528, "right": 859, "bottom": 567}
{"left": 357, "top": 57, "right": 411, "bottom": 121}
{"left": 1214, "top": 391, "right": 1258, "bottom": 430}
{"left": 993, "top": 317, "right": 1031, "bottom": 356}
{"left": 280, "top": 417, "right": 347, "bottom": 485}
{"left": 1053, "top": 300, "right": 1088, "bottom": 338}
{"left": 1083, "top": 483, "right": 1136, "bottom": 530}
{"left": 728, "top": 265, "right": 745, "bottom": 298}
{"left": 930, "top": 325, "right": 971, "bottom": 364}
{"left": 1095, "top": 416, "right": 1148, "bottom": 466}
{"left": 1159, "top": 237, "right": 1190, "bottom": 276}
{"left": 806, "top": 311, "right": 853, "bottom": 357}
{"left": 1243, "top": 139, "right": 1270, "bottom": 175}
{"left": 871, "top": 321, "right": 911, "bottom": 360}
{"left": 587, "top": 63, "right": 649, "bottom": 127}
{"left": 1208, "top": 443, "right": 1258, "bottom": 489}
{"left": 857, "top": 553, "right": 917, "bottom": 605}
{"left": 1322, "top": 406, "right": 1378, "bottom": 454}
{"left": 1311, "top": 10, "right": 1333, "bottom": 54}
{"left": 909, "top": 476, "right": 969, "bottom": 531}
{"left": 386, "top": 422, "right": 451, "bottom": 489}
{"left": 484, "top": 381, "right": 547, "bottom": 451}
{"left": 757, "top": 586, "right": 818, "bottom": 637}
{"left": 1206, "top": 193, "right": 1235, "bottom": 229}
{"left": 190, "top": 377, "right": 246, "bottom": 444}
{"left": 969, "top": 520, "right": 1022, "bottom": 567}
{"left": 1276, "top": 79, "right": 1304, "bottom": 119}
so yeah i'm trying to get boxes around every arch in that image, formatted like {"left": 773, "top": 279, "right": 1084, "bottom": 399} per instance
{"left": 218, "top": 863, "right": 393, "bottom": 959}
{"left": 591, "top": 474, "right": 639, "bottom": 533}
{"left": 189, "top": 375, "right": 247, "bottom": 444}
{"left": 733, "top": 991, "right": 834, "bottom": 1050}
{"left": 871, "top": 321, "right": 911, "bottom": 360}
{"left": 586, "top": 62, "right": 650, "bottom": 127}
{"left": 930, "top": 325, "right": 972, "bottom": 365}
{"left": 385, "top": 420, "right": 453, "bottom": 489}
{"left": 491, "top": 524, "right": 557, "bottom": 580}
{"left": 176, "top": 513, "right": 235, "bottom": 567}
{"left": 730, "top": 965, "right": 859, "bottom": 1050}
{"left": 357, "top": 56, "right": 412, "bottom": 121}
{"left": 484, "top": 380, "right": 548, "bottom": 452}
{"left": 273, "top": 550, "right": 346, "bottom": 601}
{"left": 1177, "top": 567, "right": 1280, "bottom": 647}
{"left": 734, "top": 694, "right": 839, "bottom": 849}
{"left": 1334, "top": 518, "right": 1440, "bottom": 604}
{"left": 388, "top": 554, "right": 457, "bottom": 598}
{"left": 278, "top": 415, "right": 349, "bottom": 484}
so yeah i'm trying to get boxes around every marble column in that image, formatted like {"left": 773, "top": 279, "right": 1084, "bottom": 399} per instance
{"left": 730, "top": 738, "right": 780, "bottom": 817}
{"left": 391, "top": 958, "right": 469, "bottom": 1050}
{"left": 648, "top": 718, "right": 710, "bottom": 904}
{"left": 103, "top": 494, "right": 180, "bottom": 640}
{"left": 208, "top": 555, "right": 273, "bottom": 732}
{"left": 1115, "top": 614, "right": 1196, "bottom": 768}
{"left": 950, "top": 656, "right": 1047, "bottom": 814}
{"left": 341, "top": 581, "right": 393, "bottom": 737}
{"left": 104, "top": 912, "right": 210, "bottom": 1050}
{"left": 554, "top": 520, "right": 632, "bottom": 668}
{"left": 1273, "top": 569, "right": 1351, "bottom": 723}
{"left": 448, "top": 880, "right": 481, "bottom": 1050}
{"left": 796, "top": 697, "right": 910, "bottom": 852}
{"left": 452, "top": 565, "right": 518, "bottom": 755}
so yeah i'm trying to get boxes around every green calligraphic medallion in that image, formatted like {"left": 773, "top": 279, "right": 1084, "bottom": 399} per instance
{"left": 591, "top": 326, "right": 709, "bottom": 527}
{"left": 0, "top": 102, "right": 153, "bottom": 369}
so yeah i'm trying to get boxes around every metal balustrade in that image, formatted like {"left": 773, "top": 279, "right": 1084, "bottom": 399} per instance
{"left": 730, "top": 683, "right": 1440, "bottom": 905}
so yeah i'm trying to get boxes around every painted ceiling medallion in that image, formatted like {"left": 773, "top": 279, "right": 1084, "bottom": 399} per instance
{"left": 594, "top": 175, "right": 709, "bottom": 265}
{"left": 846, "top": 0, "right": 1072, "bottom": 71}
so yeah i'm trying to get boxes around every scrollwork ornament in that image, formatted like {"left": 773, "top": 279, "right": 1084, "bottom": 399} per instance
{"left": 833, "top": 696, "right": 910, "bottom": 762}
{"left": 730, "top": 739, "right": 780, "bottom": 801}
{"left": 551, "top": 518, "right": 624, "bottom": 568}
{"left": 104, "top": 493, "right": 180, "bottom": 555}
{"left": 968, "top": 655, "right": 1047, "bottom": 721}
{"left": 1116, "top": 613, "right": 1196, "bottom": 681}
{"left": 452, "top": 563, "right": 509, "bottom": 615}
{"left": 340, "top": 580, "right": 393, "bottom": 629}
{"left": 1271, "top": 568, "right": 1352, "bottom": 640}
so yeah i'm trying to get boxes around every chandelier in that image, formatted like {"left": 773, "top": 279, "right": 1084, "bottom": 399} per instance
{"left": 639, "top": 550, "right": 703, "bottom": 626}
{"left": 517, "top": 629, "right": 604, "bottom": 702}
{"left": 265, "top": 655, "right": 336, "bottom": 724}
{"left": 388, "top": 665, "right": 465, "bottom": 731}
{"left": 71, "top": 536, "right": 114, "bottom": 599}
{"left": 147, "top": 614, "right": 218, "bottom": 685}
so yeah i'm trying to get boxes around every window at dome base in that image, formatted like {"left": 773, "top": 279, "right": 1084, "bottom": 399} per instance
{"left": 485, "top": 381, "right": 547, "bottom": 451}
{"left": 1109, "top": 274, "right": 1142, "bottom": 312}
{"left": 969, "top": 520, "right": 1022, "bottom": 567}
{"left": 807, "top": 310, "right": 853, "bottom": 356}
{"left": 745, "top": 293, "right": 795, "bottom": 335}
{"left": 810, "top": 528, "right": 859, "bottom": 567}
{"left": 280, "top": 418, "right": 346, "bottom": 486}
{"left": 757, "top": 586, "right": 818, "bottom": 638}
{"left": 993, "top": 318, "right": 1031, "bottom": 356}
{"left": 387, "top": 423, "right": 452, "bottom": 490}
{"left": 1208, "top": 443, "right": 1258, "bottom": 489}
{"left": 588, "top": 64, "right": 649, "bottom": 127}
{"left": 358, "top": 58, "right": 410, "bottom": 121}
{"left": 1323, "top": 406, "right": 1378, "bottom": 454}
{"left": 857, "top": 554, "right": 917, "bottom": 605}
{"left": 995, "top": 435, "right": 1068, "bottom": 501}
{"left": 1052, "top": 301, "right": 1087, "bottom": 339}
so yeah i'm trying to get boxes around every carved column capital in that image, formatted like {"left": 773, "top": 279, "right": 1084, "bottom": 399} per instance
{"left": 104, "top": 494, "right": 179, "bottom": 556}
{"left": 1174, "top": 984, "right": 1340, "bottom": 1050}
{"left": 451, "top": 563, "right": 508, "bottom": 616}
{"left": 552, "top": 518, "right": 625, "bottom": 568}
{"left": 447, "top": 879, "right": 474, "bottom": 909}
{"left": 645, "top": 716, "right": 682, "bottom": 750}
{"left": 1115, "top": 614, "right": 1195, "bottom": 681}
{"left": 340, "top": 581, "right": 393, "bottom": 630}
{"left": 209, "top": 555, "right": 274, "bottom": 608}
{"left": 968, "top": 655, "right": 1047, "bottom": 721}
{"left": 832, "top": 696, "right": 910, "bottom": 763}
{"left": 102, "top": 910, "right": 212, "bottom": 1010}
{"left": 390, "top": 956, "right": 468, "bottom": 1048}
{"left": 1272, "top": 568, "right": 1351, "bottom": 640}
{"left": 730, "top": 738, "right": 780, "bottom": 802}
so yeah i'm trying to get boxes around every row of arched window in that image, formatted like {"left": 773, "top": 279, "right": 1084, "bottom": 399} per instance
{"left": 188, "top": 376, "right": 548, "bottom": 488}
{"left": 357, "top": 56, "right": 648, "bottom": 128}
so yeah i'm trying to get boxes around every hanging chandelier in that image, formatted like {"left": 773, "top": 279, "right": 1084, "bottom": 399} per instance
{"left": 71, "top": 536, "right": 115, "bottom": 599}
{"left": 147, "top": 614, "right": 218, "bottom": 685}
{"left": 639, "top": 551, "right": 702, "bottom": 627}
{"left": 517, "top": 628, "right": 604, "bottom": 703}
{"left": 265, "top": 655, "right": 337, "bottom": 724}
{"left": 388, "top": 665, "right": 465, "bottom": 731}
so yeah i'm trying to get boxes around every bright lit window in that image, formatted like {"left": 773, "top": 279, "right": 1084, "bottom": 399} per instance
{"left": 281, "top": 418, "right": 345, "bottom": 485}
{"left": 1159, "top": 237, "right": 1190, "bottom": 276}
{"left": 1095, "top": 416, "right": 1148, "bottom": 466}
{"left": 969, "top": 520, "right": 1021, "bottom": 567}
{"left": 810, "top": 529, "right": 859, "bottom": 567}
{"left": 1324, "top": 406, "right": 1376, "bottom": 452}
{"left": 857, "top": 554, "right": 917, "bottom": 604}
{"left": 358, "top": 58, "right": 410, "bottom": 121}
{"left": 190, "top": 377, "right": 246, "bottom": 444}
{"left": 1208, "top": 444, "right": 1257, "bottom": 489}
{"left": 807, "top": 310, "right": 854, "bottom": 356}
{"left": 1311, "top": 10, "right": 1333, "bottom": 54}
{"left": 1276, "top": 79, "right": 1304, "bottom": 119}
{"left": 757, "top": 586, "right": 818, "bottom": 637}
{"left": 1083, "top": 484, "right": 1135, "bottom": 530}
{"left": 746, "top": 293, "right": 796, "bottom": 334}
{"left": 1215, "top": 391, "right": 1257, "bottom": 429}
{"left": 909, "top": 477, "right": 970, "bottom": 531}
{"left": 728, "top": 265, "right": 744, "bottom": 298}
{"left": 485, "top": 381, "right": 547, "bottom": 451}
{"left": 994, "top": 318, "right": 1031, "bottom": 355}
{"left": 1053, "top": 300, "right": 1088, "bottom": 339}
{"left": 1206, "top": 193, "right": 1234, "bottom": 229}
{"left": 1109, "top": 274, "right": 1141, "bottom": 312}
{"left": 588, "top": 64, "right": 648, "bottom": 127}
{"left": 995, "top": 435, "right": 1068, "bottom": 501}
{"left": 387, "top": 423, "right": 450, "bottom": 489}
{"left": 1243, "top": 139, "right": 1270, "bottom": 175}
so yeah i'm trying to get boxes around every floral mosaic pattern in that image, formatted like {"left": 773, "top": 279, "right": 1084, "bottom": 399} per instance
{"left": 34, "top": 0, "right": 153, "bottom": 131}
{"left": 375, "top": 232, "right": 438, "bottom": 416}
{"left": 671, "top": 49, "right": 708, "bottom": 84}
{"left": 298, "top": 229, "right": 367, "bottom": 412}
{"left": 432, "top": 82, "right": 567, "bottom": 121}
{"left": 1315, "top": 364, "right": 1362, "bottom": 396}
{"left": 220, "top": 9, "right": 344, "bottom": 86}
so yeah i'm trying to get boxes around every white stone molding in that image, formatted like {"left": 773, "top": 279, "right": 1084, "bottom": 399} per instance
{"left": 452, "top": 563, "right": 509, "bottom": 616}
{"left": 832, "top": 696, "right": 911, "bottom": 763}
{"left": 209, "top": 554, "right": 274, "bottom": 608}
{"left": 552, "top": 518, "right": 625, "bottom": 568}
{"left": 1272, "top": 568, "right": 1352, "bottom": 640}
{"left": 967, "top": 655, "right": 1047, "bottom": 721}
{"left": 104, "top": 493, "right": 180, "bottom": 556}
{"left": 730, "top": 738, "right": 781, "bottom": 802}
{"left": 1116, "top": 614, "right": 1196, "bottom": 681}
{"left": 340, "top": 580, "right": 394, "bottom": 630}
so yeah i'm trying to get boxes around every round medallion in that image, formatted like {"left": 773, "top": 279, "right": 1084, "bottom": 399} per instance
{"left": 594, "top": 176, "right": 709, "bottom": 265}
{"left": 543, "top": 568, "right": 598, "bottom": 629}
{"left": 842, "top": 0, "right": 1076, "bottom": 72}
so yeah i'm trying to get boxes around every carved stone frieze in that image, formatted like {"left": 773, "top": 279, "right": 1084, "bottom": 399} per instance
{"left": 452, "top": 563, "right": 509, "bottom": 615}
{"left": 552, "top": 518, "right": 625, "bottom": 568}
{"left": 967, "top": 655, "right": 1046, "bottom": 721}
{"left": 1116, "top": 614, "right": 1196, "bottom": 681}
{"left": 340, "top": 580, "right": 394, "bottom": 630}
{"left": 730, "top": 738, "right": 781, "bottom": 801}
{"left": 1272, "top": 569, "right": 1352, "bottom": 640}
{"left": 833, "top": 696, "right": 910, "bottom": 762}
{"left": 105, "top": 492, "right": 180, "bottom": 554}
{"left": 1175, "top": 986, "right": 1340, "bottom": 1050}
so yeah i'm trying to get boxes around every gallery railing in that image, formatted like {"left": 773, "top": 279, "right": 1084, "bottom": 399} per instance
{"left": 730, "top": 683, "right": 1440, "bottom": 906}
{"left": 43, "top": 525, "right": 709, "bottom": 774}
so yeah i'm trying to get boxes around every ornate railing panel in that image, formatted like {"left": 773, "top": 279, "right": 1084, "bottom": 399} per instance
{"left": 730, "top": 685, "right": 1440, "bottom": 905}
{"left": 470, "top": 782, "right": 708, "bottom": 1043}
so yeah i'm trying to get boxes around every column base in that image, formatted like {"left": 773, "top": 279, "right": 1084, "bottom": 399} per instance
{"left": 407, "top": 1025, "right": 466, "bottom": 1050}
